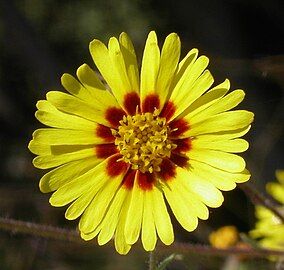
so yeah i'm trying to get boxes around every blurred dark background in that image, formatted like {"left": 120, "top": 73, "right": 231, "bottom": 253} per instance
{"left": 0, "top": 0, "right": 283, "bottom": 269}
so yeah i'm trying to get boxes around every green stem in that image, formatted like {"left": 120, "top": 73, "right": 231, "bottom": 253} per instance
{"left": 149, "top": 250, "right": 156, "bottom": 270}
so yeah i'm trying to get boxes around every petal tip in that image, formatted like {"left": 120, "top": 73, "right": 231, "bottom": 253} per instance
{"left": 161, "top": 236, "right": 174, "bottom": 246}
{"left": 167, "top": 32, "right": 179, "bottom": 39}
{"left": 200, "top": 55, "right": 210, "bottom": 64}
{"left": 76, "top": 63, "right": 88, "bottom": 74}
{"left": 224, "top": 78, "right": 230, "bottom": 85}
{"left": 27, "top": 140, "right": 34, "bottom": 152}
{"left": 148, "top": 30, "right": 157, "bottom": 41}
{"left": 248, "top": 111, "right": 255, "bottom": 123}
{"left": 38, "top": 179, "right": 49, "bottom": 194}
{"left": 32, "top": 157, "right": 40, "bottom": 168}
{"left": 49, "top": 196, "right": 56, "bottom": 206}
{"left": 64, "top": 211, "right": 74, "bottom": 221}
{"left": 80, "top": 231, "right": 94, "bottom": 241}
{"left": 89, "top": 39, "right": 104, "bottom": 51}
{"left": 60, "top": 73, "right": 72, "bottom": 86}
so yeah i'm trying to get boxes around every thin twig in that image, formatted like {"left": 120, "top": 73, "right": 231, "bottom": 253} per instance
{"left": 1, "top": 217, "right": 284, "bottom": 258}
{"left": 158, "top": 242, "right": 284, "bottom": 258}
{"left": 239, "top": 183, "right": 284, "bottom": 223}
{"left": 0, "top": 216, "right": 80, "bottom": 242}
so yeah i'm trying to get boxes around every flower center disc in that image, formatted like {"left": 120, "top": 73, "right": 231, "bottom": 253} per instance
{"left": 113, "top": 111, "right": 176, "bottom": 173}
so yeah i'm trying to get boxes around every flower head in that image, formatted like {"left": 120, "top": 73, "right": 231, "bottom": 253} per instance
{"left": 29, "top": 31, "right": 253, "bottom": 254}
{"left": 209, "top": 226, "right": 239, "bottom": 249}
{"left": 250, "top": 170, "right": 284, "bottom": 250}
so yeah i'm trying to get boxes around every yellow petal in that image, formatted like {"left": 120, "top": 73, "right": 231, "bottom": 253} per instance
{"left": 76, "top": 63, "right": 106, "bottom": 91}
{"left": 260, "top": 236, "right": 284, "bottom": 250}
{"left": 108, "top": 37, "right": 133, "bottom": 92}
{"left": 124, "top": 172, "right": 144, "bottom": 245}
{"left": 179, "top": 79, "right": 230, "bottom": 119}
{"left": 195, "top": 125, "right": 251, "bottom": 142}
{"left": 187, "top": 148, "right": 246, "bottom": 173}
{"left": 89, "top": 39, "right": 116, "bottom": 88}
{"left": 77, "top": 63, "right": 122, "bottom": 110}
{"left": 79, "top": 173, "right": 123, "bottom": 234}
{"left": 189, "top": 89, "right": 245, "bottom": 124}
{"left": 35, "top": 101, "right": 97, "bottom": 130}
{"left": 177, "top": 167, "right": 224, "bottom": 208}
{"left": 166, "top": 176, "right": 209, "bottom": 220}
{"left": 61, "top": 73, "right": 93, "bottom": 101}
{"left": 254, "top": 205, "right": 269, "bottom": 220}
{"left": 33, "top": 147, "right": 95, "bottom": 169}
{"left": 140, "top": 31, "right": 160, "bottom": 100}
{"left": 65, "top": 190, "right": 96, "bottom": 220}
{"left": 209, "top": 78, "right": 230, "bottom": 92}
{"left": 156, "top": 33, "right": 181, "bottom": 107}
{"left": 190, "top": 159, "right": 250, "bottom": 190}
{"left": 169, "top": 55, "right": 210, "bottom": 120}
{"left": 170, "top": 69, "right": 213, "bottom": 120}
{"left": 89, "top": 38, "right": 133, "bottom": 109}
{"left": 32, "top": 128, "right": 107, "bottom": 145}
{"left": 141, "top": 191, "right": 157, "bottom": 251}
{"left": 39, "top": 157, "right": 100, "bottom": 193}
{"left": 28, "top": 140, "right": 51, "bottom": 155}
{"left": 119, "top": 32, "right": 139, "bottom": 91}
{"left": 98, "top": 188, "right": 129, "bottom": 245}
{"left": 49, "top": 159, "right": 108, "bottom": 207}
{"left": 151, "top": 186, "right": 174, "bottom": 245}
{"left": 184, "top": 110, "right": 254, "bottom": 137}
{"left": 171, "top": 48, "right": 198, "bottom": 89}
{"left": 47, "top": 91, "right": 111, "bottom": 127}
{"left": 276, "top": 170, "right": 284, "bottom": 184}
{"left": 36, "top": 99, "right": 55, "bottom": 111}
{"left": 80, "top": 226, "right": 101, "bottom": 241}
{"left": 163, "top": 182, "right": 199, "bottom": 232}
{"left": 115, "top": 193, "right": 132, "bottom": 255}
{"left": 192, "top": 138, "right": 249, "bottom": 153}
{"left": 266, "top": 182, "right": 284, "bottom": 204}
{"left": 191, "top": 163, "right": 235, "bottom": 191}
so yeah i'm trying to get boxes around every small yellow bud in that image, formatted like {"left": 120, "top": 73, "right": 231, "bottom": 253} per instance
{"left": 209, "top": 226, "right": 239, "bottom": 249}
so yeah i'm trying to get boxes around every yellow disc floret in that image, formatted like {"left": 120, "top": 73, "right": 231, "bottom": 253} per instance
{"left": 113, "top": 110, "right": 176, "bottom": 173}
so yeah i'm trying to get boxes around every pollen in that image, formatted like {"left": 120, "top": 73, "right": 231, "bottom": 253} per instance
{"left": 113, "top": 110, "right": 176, "bottom": 173}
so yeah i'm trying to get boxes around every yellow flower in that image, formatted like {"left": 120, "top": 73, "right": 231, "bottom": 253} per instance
{"left": 29, "top": 31, "right": 253, "bottom": 254}
{"left": 250, "top": 170, "right": 284, "bottom": 250}
{"left": 209, "top": 226, "right": 239, "bottom": 249}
